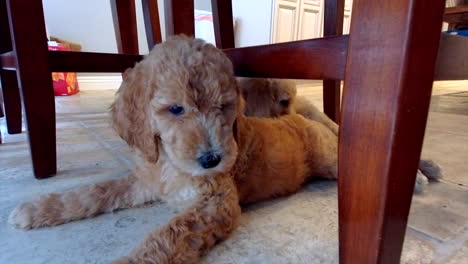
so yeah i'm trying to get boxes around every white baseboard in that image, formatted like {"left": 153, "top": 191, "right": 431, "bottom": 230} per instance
{"left": 77, "top": 75, "right": 123, "bottom": 91}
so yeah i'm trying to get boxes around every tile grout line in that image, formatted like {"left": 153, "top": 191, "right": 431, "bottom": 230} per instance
{"left": 78, "top": 120, "right": 135, "bottom": 170}
{"left": 425, "top": 128, "right": 468, "bottom": 137}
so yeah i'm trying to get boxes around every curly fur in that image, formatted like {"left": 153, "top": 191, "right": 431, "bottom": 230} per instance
{"left": 238, "top": 78, "right": 339, "bottom": 135}
{"left": 9, "top": 36, "right": 338, "bottom": 263}
{"left": 238, "top": 77, "right": 443, "bottom": 193}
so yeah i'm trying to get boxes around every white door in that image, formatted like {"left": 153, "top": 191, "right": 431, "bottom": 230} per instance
{"left": 271, "top": 0, "right": 300, "bottom": 43}
{"left": 297, "top": 0, "right": 323, "bottom": 40}
{"left": 343, "top": 0, "right": 353, "bottom": 34}
{"left": 272, "top": 0, "right": 352, "bottom": 43}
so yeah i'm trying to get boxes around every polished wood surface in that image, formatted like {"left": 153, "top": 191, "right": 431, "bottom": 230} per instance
{"left": 142, "top": 0, "right": 162, "bottom": 49}
{"left": 323, "top": 0, "right": 345, "bottom": 123}
{"left": 0, "top": 0, "right": 463, "bottom": 262}
{"left": 445, "top": 4, "right": 468, "bottom": 14}
{"left": 444, "top": 4, "right": 468, "bottom": 30}
{"left": 0, "top": 0, "right": 21, "bottom": 134}
{"left": 110, "top": 0, "right": 139, "bottom": 54}
{"left": 2, "top": 34, "right": 349, "bottom": 79}
{"left": 0, "top": 93, "right": 3, "bottom": 118}
{"left": 164, "top": 0, "right": 194, "bottom": 37}
{"left": 225, "top": 35, "right": 348, "bottom": 80}
{"left": 323, "top": 80, "right": 341, "bottom": 123}
{"left": 338, "top": 0, "right": 446, "bottom": 263}
{"left": 2, "top": 36, "right": 466, "bottom": 80}
{"left": 6, "top": 0, "right": 57, "bottom": 178}
{"left": 48, "top": 51, "right": 143, "bottom": 73}
{"left": 0, "top": 70, "right": 22, "bottom": 134}
{"left": 211, "top": 0, "right": 235, "bottom": 49}
{"left": 0, "top": 51, "right": 16, "bottom": 69}
{"left": 0, "top": 0, "right": 12, "bottom": 53}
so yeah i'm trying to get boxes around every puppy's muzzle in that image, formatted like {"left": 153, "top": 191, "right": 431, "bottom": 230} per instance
{"left": 197, "top": 152, "right": 222, "bottom": 169}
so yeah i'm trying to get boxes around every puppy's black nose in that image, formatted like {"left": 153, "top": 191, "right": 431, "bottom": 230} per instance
{"left": 197, "top": 152, "right": 221, "bottom": 169}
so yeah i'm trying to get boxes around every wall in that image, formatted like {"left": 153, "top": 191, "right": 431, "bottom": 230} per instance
{"left": 195, "top": 0, "right": 211, "bottom": 11}
{"left": 43, "top": 0, "right": 274, "bottom": 51}
{"left": 42, "top": 0, "right": 168, "bottom": 54}
{"left": 42, "top": 0, "right": 273, "bottom": 87}
{"left": 232, "top": 0, "right": 273, "bottom": 47}
{"left": 42, "top": 0, "right": 166, "bottom": 82}
{"left": 193, "top": 0, "right": 274, "bottom": 47}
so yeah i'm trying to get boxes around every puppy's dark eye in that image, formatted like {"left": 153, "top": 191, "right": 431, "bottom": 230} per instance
{"left": 279, "top": 99, "right": 289, "bottom": 107}
{"left": 168, "top": 105, "right": 185, "bottom": 116}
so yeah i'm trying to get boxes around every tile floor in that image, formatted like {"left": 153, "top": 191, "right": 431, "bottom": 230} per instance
{"left": 0, "top": 80, "right": 467, "bottom": 263}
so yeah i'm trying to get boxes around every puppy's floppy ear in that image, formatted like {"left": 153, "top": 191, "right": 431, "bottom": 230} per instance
{"left": 110, "top": 62, "right": 160, "bottom": 163}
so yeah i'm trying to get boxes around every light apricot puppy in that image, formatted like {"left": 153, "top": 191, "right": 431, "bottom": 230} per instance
{"left": 238, "top": 78, "right": 443, "bottom": 192}
{"left": 9, "top": 36, "right": 337, "bottom": 263}
{"left": 239, "top": 77, "right": 339, "bottom": 135}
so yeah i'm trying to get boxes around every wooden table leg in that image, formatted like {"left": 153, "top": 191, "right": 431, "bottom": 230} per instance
{"left": 110, "top": 0, "right": 139, "bottom": 54}
{"left": 323, "top": 80, "right": 341, "bottom": 123}
{"left": 323, "top": 0, "right": 344, "bottom": 124}
{"left": 338, "top": 0, "right": 446, "bottom": 263}
{"left": 142, "top": 0, "right": 162, "bottom": 49}
{"left": 164, "top": 0, "right": 194, "bottom": 37}
{"left": 211, "top": 0, "right": 235, "bottom": 49}
{"left": 0, "top": 86, "right": 3, "bottom": 118}
{"left": 0, "top": 70, "right": 22, "bottom": 134}
{"left": 1, "top": 0, "right": 22, "bottom": 134}
{"left": 6, "top": 0, "right": 56, "bottom": 179}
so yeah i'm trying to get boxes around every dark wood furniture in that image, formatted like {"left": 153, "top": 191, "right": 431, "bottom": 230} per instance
{"left": 0, "top": 0, "right": 157, "bottom": 178}
{"left": 444, "top": 3, "right": 468, "bottom": 30}
{"left": 0, "top": 0, "right": 454, "bottom": 262}
{"left": 210, "top": 1, "right": 445, "bottom": 262}
{"left": 322, "top": 0, "right": 344, "bottom": 123}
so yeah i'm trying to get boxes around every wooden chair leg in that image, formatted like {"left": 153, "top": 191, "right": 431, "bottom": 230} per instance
{"left": 323, "top": 80, "right": 341, "bottom": 123}
{"left": 0, "top": 0, "right": 12, "bottom": 53}
{"left": 110, "top": 0, "right": 139, "bottom": 54}
{"left": 6, "top": 0, "right": 56, "bottom": 179}
{"left": 322, "top": 0, "right": 344, "bottom": 123}
{"left": 142, "top": 0, "right": 162, "bottom": 49}
{"left": 211, "top": 0, "right": 235, "bottom": 49}
{"left": 0, "top": 91, "right": 3, "bottom": 119}
{"left": 1, "top": 0, "right": 22, "bottom": 134}
{"left": 164, "top": 0, "right": 194, "bottom": 37}
{"left": 0, "top": 70, "right": 22, "bottom": 134}
{"left": 338, "top": 0, "right": 445, "bottom": 263}
{"left": 0, "top": 85, "right": 4, "bottom": 118}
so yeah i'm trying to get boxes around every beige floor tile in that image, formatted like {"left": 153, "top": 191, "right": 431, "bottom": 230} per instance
{"left": 445, "top": 240, "right": 468, "bottom": 264}
{"left": 1, "top": 79, "right": 467, "bottom": 263}
{"left": 427, "top": 112, "right": 468, "bottom": 137}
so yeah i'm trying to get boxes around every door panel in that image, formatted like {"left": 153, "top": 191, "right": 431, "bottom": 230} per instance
{"left": 273, "top": 2, "right": 298, "bottom": 43}
{"left": 303, "top": 0, "right": 321, "bottom": 6}
{"left": 298, "top": 5, "right": 322, "bottom": 39}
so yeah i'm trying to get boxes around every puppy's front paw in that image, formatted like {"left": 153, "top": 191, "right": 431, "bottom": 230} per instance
{"left": 8, "top": 202, "right": 37, "bottom": 230}
{"left": 414, "top": 170, "right": 429, "bottom": 194}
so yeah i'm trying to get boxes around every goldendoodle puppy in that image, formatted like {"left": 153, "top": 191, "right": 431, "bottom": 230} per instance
{"left": 9, "top": 36, "right": 337, "bottom": 263}
{"left": 238, "top": 77, "right": 443, "bottom": 192}
{"left": 239, "top": 77, "right": 339, "bottom": 135}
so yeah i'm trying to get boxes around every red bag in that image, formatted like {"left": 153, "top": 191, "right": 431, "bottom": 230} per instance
{"left": 48, "top": 42, "right": 80, "bottom": 96}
